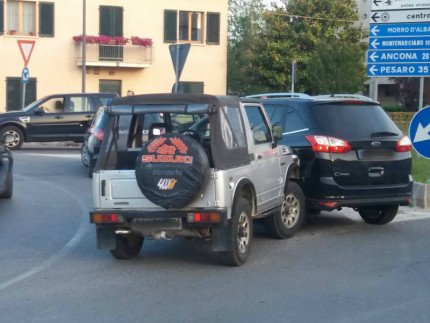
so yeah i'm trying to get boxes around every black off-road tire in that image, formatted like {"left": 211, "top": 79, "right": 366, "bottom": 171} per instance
{"left": 81, "top": 144, "right": 89, "bottom": 167}
{"left": 0, "top": 172, "right": 13, "bottom": 199}
{"left": 265, "top": 181, "right": 305, "bottom": 239}
{"left": 358, "top": 204, "right": 399, "bottom": 225}
{"left": 110, "top": 235, "right": 144, "bottom": 259}
{"left": 220, "top": 197, "right": 253, "bottom": 266}
{"left": 0, "top": 126, "right": 24, "bottom": 150}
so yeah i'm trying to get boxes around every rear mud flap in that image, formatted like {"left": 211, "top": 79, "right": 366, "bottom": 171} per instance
{"left": 96, "top": 228, "right": 116, "bottom": 250}
{"left": 212, "top": 222, "right": 232, "bottom": 252}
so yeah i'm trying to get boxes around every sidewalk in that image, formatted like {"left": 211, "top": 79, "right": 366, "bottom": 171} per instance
{"left": 412, "top": 182, "right": 430, "bottom": 209}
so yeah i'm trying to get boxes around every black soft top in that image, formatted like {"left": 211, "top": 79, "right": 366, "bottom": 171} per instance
{"left": 108, "top": 93, "right": 260, "bottom": 115}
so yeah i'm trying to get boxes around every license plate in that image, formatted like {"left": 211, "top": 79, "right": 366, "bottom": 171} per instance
{"left": 132, "top": 218, "right": 182, "bottom": 231}
{"left": 358, "top": 149, "right": 394, "bottom": 160}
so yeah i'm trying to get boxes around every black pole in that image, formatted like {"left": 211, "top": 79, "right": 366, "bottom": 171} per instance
{"left": 82, "top": 0, "right": 86, "bottom": 93}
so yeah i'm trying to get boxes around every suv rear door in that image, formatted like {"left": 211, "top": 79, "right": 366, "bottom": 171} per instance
{"left": 310, "top": 102, "right": 411, "bottom": 187}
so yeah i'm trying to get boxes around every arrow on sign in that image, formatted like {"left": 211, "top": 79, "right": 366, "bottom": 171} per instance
{"left": 413, "top": 123, "right": 430, "bottom": 143}
{"left": 369, "top": 65, "right": 378, "bottom": 75}
{"left": 372, "top": 12, "right": 380, "bottom": 22}
{"left": 370, "top": 25, "right": 380, "bottom": 37}
{"left": 373, "top": 0, "right": 381, "bottom": 7}
{"left": 369, "top": 52, "right": 379, "bottom": 62}
{"left": 371, "top": 39, "right": 380, "bottom": 49}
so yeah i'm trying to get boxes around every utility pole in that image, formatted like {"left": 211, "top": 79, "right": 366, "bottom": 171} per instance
{"left": 82, "top": 0, "right": 87, "bottom": 93}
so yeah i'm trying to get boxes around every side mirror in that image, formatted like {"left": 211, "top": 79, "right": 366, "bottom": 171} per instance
{"left": 272, "top": 125, "right": 283, "bottom": 142}
{"left": 3, "top": 134, "right": 14, "bottom": 144}
{"left": 34, "top": 106, "right": 45, "bottom": 115}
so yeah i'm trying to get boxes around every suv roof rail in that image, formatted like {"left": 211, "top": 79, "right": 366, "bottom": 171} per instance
{"left": 313, "top": 94, "right": 375, "bottom": 102}
{"left": 245, "top": 92, "right": 312, "bottom": 99}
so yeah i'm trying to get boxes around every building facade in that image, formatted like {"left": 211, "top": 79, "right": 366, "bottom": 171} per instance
{"left": 0, "top": 0, "right": 228, "bottom": 112}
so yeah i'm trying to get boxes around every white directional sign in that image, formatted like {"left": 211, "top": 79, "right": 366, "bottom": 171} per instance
{"left": 371, "top": 9, "right": 430, "bottom": 23}
{"left": 372, "top": 0, "right": 430, "bottom": 11}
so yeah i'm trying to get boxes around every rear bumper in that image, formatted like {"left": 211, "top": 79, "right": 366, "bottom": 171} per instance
{"left": 307, "top": 179, "right": 413, "bottom": 211}
{"left": 90, "top": 208, "right": 227, "bottom": 221}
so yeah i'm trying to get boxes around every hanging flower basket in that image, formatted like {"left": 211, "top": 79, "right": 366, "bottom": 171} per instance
{"left": 73, "top": 34, "right": 152, "bottom": 46}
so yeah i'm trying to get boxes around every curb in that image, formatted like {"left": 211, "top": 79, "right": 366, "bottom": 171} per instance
{"left": 412, "top": 182, "right": 430, "bottom": 209}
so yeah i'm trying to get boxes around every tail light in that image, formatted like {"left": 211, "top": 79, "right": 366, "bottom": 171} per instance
{"left": 187, "top": 212, "right": 220, "bottom": 223}
{"left": 93, "top": 128, "right": 104, "bottom": 141}
{"left": 318, "top": 201, "right": 339, "bottom": 208}
{"left": 305, "top": 135, "right": 351, "bottom": 153}
{"left": 396, "top": 135, "right": 412, "bottom": 152}
{"left": 91, "top": 213, "right": 123, "bottom": 223}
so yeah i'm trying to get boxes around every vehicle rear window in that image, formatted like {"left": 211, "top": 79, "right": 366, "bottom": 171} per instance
{"left": 310, "top": 104, "right": 400, "bottom": 139}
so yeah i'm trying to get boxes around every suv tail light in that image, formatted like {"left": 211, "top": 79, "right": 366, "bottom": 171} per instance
{"left": 305, "top": 135, "right": 351, "bottom": 153}
{"left": 396, "top": 135, "right": 412, "bottom": 152}
{"left": 93, "top": 128, "right": 104, "bottom": 141}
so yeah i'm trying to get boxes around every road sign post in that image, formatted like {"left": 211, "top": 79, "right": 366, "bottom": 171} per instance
{"left": 410, "top": 107, "right": 430, "bottom": 158}
{"left": 21, "top": 67, "right": 29, "bottom": 109}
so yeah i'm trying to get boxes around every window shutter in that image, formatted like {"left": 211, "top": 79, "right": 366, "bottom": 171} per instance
{"left": 206, "top": 12, "right": 220, "bottom": 45}
{"left": 113, "top": 6, "right": 123, "bottom": 37}
{"left": 39, "top": 2, "right": 54, "bottom": 37}
{"left": 0, "top": 1, "right": 4, "bottom": 34}
{"left": 99, "top": 6, "right": 111, "bottom": 36}
{"left": 164, "top": 10, "right": 177, "bottom": 43}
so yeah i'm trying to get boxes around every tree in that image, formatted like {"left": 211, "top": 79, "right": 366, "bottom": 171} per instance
{"left": 306, "top": 41, "right": 367, "bottom": 94}
{"left": 251, "top": 0, "right": 368, "bottom": 94}
{"left": 391, "top": 78, "right": 421, "bottom": 111}
{"left": 227, "top": 0, "right": 267, "bottom": 95}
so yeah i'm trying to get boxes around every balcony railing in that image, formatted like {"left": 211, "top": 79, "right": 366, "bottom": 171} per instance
{"left": 75, "top": 43, "right": 153, "bottom": 68}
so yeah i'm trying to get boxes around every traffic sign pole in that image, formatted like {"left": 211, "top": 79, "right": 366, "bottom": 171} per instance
{"left": 419, "top": 77, "right": 424, "bottom": 110}
{"left": 22, "top": 83, "right": 26, "bottom": 110}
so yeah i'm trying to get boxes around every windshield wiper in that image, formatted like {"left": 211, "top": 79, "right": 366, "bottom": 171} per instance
{"left": 370, "top": 131, "right": 398, "bottom": 137}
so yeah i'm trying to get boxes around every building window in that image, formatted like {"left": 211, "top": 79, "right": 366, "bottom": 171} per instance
{"left": 99, "top": 80, "right": 122, "bottom": 96}
{"left": 39, "top": 2, "right": 53, "bottom": 37}
{"left": 206, "top": 12, "right": 220, "bottom": 45}
{"left": 179, "top": 11, "right": 202, "bottom": 42}
{"left": 6, "top": 77, "right": 37, "bottom": 111}
{"left": 7, "top": 0, "right": 36, "bottom": 35}
{"left": 180, "top": 82, "right": 204, "bottom": 94}
{"left": 0, "top": 1, "right": 4, "bottom": 34}
{"left": 164, "top": 10, "right": 220, "bottom": 45}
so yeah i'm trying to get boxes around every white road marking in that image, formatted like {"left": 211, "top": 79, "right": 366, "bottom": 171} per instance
{"left": 0, "top": 175, "right": 89, "bottom": 291}
{"left": 27, "top": 153, "right": 81, "bottom": 159}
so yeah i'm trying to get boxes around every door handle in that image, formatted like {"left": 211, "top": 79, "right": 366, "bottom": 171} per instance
{"left": 85, "top": 115, "right": 93, "bottom": 119}
{"left": 54, "top": 116, "right": 64, "bottom": 119}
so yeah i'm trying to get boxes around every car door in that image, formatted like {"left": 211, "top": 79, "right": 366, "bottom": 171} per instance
{"left": 243, "top": 103, "right": 282, "bottom": 210}
{"left": 63, "top": 95, "right": 96, "bottom": 141}
{"left": 25, "top": 96, "right": 69, "bottom": 141}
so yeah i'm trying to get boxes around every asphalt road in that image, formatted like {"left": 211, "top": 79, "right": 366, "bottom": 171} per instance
{"left": 0, "top": 144, "right": 429, "bottom": 323}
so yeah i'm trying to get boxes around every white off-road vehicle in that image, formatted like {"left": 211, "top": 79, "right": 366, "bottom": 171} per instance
{"left": 90, "top": 94, "right": 304, "bottom": 266}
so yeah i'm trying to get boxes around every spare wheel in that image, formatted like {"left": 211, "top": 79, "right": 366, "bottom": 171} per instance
{"left": 135, "top": 133, "right": 210, "bottom": 209}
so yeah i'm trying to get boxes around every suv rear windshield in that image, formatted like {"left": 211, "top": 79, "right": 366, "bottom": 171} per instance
{"left": 311, "top": 103, "right": 400, "bottom": 139}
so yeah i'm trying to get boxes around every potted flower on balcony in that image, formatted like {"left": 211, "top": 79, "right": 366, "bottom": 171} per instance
{"left": 113, "top": 36, "right": 129, "bottom": 45}
{"left": 130, "top": 36, "right": 153, "bottom": 47}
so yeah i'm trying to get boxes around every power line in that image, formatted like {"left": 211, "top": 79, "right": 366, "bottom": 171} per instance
{"left": 264, "top": 11, "right": 358, "bottom": 23}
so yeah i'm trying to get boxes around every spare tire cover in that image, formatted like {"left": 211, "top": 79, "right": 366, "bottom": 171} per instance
{"left": 135, "top": 133, "right": 210, "bottom": 209}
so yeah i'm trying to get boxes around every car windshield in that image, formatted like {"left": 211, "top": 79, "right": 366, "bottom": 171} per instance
{"left": 22, "top": 97, "right": 47, "bottom": 111}
{"left": 311, "top": 103, "right": 400, "bottom": 139}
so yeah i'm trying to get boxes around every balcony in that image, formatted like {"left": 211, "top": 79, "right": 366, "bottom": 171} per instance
{"left": 75, "top": 43, "right": 153, "bottom": 68}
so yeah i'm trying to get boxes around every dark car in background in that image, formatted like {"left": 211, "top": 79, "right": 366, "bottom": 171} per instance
{"left": 0, "top": 134, "right": 14, "bottom": 198}
{"left": 256, "top": 96, "right": 413, "bottom": 224}
{"left": 81, "top": 106, "right": 163, "bottom": 177}
{"left": 0, "top": 93, "right": 118, "bottom": 149}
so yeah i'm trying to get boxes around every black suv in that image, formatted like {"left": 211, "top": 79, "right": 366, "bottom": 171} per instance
{"left": 258, "top": 97, "right": 413, "bottom": 224}
{"left": 0, "top": 93, "right": 118, "bottom": 149}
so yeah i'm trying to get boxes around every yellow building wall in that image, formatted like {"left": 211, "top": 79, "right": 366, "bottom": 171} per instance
{"left": 0, "top": 0, "right": 228, "bottom": 112}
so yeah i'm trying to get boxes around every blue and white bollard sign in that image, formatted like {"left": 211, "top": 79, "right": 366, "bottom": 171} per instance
{"left": 409, "top": 107, "right": 430, "bottom": 159}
